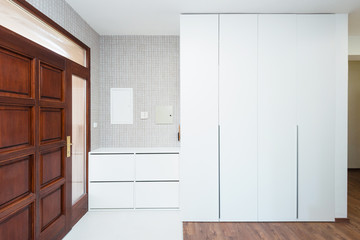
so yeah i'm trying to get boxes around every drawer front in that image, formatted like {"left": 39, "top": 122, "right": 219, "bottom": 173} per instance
{"left": 135, "top": 182, "right": 179, "bottom": 208}
{"left": 89, "top": 154, "right": 134, "bottom": 181}
{"left": 136, "top": 154, "right": 179, "bottom": 180}
{"left": 89, "top": 182, "right": 134, "bottom": 209}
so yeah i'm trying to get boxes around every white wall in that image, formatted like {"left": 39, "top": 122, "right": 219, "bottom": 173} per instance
{"left": 348, "top": 61, "right": 360, "bottom": 169}
{"left": 349, "top": 36, "right": 360, "bottom": 61}
{"left": 349, "top": 36, "right": 360, "bottom": 56}
{"left": 99, "top": 36, "right": 180, "bottom": 148}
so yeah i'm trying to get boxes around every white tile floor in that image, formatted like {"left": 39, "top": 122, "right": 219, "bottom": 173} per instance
{"left": 63, "top": 210, "right": 182, "bottom": 240}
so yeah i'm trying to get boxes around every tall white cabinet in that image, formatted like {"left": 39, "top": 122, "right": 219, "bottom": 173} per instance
{"left": 257, "top": 14, "right": 298, "bottom": 221}
{"left": 297, "top": 15, "right": 336, "bottom": 221}
{"left": 180, "top": 15, "right": 219, "bottom": 221}
{"left": 219, "top": 14, "right": 258, "bottom": 221}
{"left": 180, "top": 14, "right": 347, "bottom": 222}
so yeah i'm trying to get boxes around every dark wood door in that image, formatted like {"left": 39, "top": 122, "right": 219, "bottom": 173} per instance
{"left": 65, "top": 61, "right": 90, "bottom": 229}
{"left": 0, "top": 26, "right": 69, "bottom": 240}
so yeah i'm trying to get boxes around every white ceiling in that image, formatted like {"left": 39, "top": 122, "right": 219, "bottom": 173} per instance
{"left": 65, "top": 0, "right": 360, "bottom": 36}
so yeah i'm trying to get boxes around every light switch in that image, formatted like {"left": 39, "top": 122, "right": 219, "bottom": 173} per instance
{"left": 156, "top": 106, "right": 173, "bottom": 124}
{"left": 93, "top": 122, "right": 98, "bottom": 128}
{"left": 140, "top": 112, "right": 149, "bottom": 120}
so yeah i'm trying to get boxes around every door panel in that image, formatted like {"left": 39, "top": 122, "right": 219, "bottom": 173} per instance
{"left": 71, "top": 75, "right": 87, "bottom": 204}
{"left": 0, "top": 48, "right": 32, "bottom": 98}
{"left": 40, "top": 63, "right": 63, "bottom": 101}
{"left": 180, "top": 14, "right": 219, "bottom": 221}
{"left": 297, "top": 14, "right": 335, "bottom": 221}
{"left": 40, "top": 187, "right": 63, "bottom": 230}
{"left": 0, "top": 155, "right": 33, "bottom": 207}
{"left": 258, "top": 14, "right": 297, "bottom": 221}
{"left": 40, "top": 148, "right": 63, "bottom": 186}
{"left": 40, "top": 108, "right": 63, "bottom": 143}
{"left": 0, "top": 40, "right": 36, "bottom": 240}
{"left": 0, "top": 204, "right": 34, "bottom": 240}
{"left": 219, "top": 14, "right": 258, "bottom": 221}
{"left": 0, "top": 106, "right": 32, "bottom": 151}
{"left": 65, "top": 60, "right": 90, "bottom": 228}
{"left": 0, "top": 25, "right": 68, "bottom": 240}
{"left": 38, "top": 60, "right": 66, "bottom": 239}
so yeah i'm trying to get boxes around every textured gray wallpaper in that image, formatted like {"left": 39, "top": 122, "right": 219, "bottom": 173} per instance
{"left": 24, "top": 1, "right": 180, "bottom": 148}
{"left": 26, "top": 0, "right": 101, "bottom": 149}
{"left": 99, "top": 36, "right": 180, "bottom": 148}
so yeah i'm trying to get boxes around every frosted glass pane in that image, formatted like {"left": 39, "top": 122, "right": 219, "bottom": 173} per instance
{"left": 0, "top": 0, "right": 86, "bottom": 66}
{"left": 72, "top": 75, "right": 86, "bottom": 204}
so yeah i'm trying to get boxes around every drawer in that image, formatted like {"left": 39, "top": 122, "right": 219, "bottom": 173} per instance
{"left": 135, "top": 182, "right": 179, "bottom": 208}
{"left": 89, "top": 182, "right": 134, "bottom": 209}
{"left": 135, "top": 154, "right": 179, "bottom": 180}
{"left": 89, "top": 154, "right": 134, "bottom": 181}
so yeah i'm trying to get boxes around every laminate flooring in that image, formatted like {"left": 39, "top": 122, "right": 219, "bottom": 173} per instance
{"left": 183, "top": 170, "right": 360, "bottom": 240}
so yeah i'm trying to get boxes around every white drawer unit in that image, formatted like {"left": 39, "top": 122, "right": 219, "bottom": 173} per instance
{"left": 89, "top": 148, "right": 180, "bottom": 210}
{"left": 136, "top": 154, "right": 179, "bottom": 181}
{"left": 89, "top": 182, "right": 134, "bottom": 209}
{"left": 135, "top": 182, "right": 179, "bottom": 208}
{"left": 89, "top": 154, "right": 134, "bottom": 181}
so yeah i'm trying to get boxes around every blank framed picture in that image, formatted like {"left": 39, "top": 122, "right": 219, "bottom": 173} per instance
{"left": 110, "top": 88, "right": 133, "bottom": 124}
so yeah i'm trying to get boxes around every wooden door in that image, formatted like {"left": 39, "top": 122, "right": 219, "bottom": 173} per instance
{"left": 65, "top": 61, "right": 90, "bottom": 228}
{"left": 0, "top": 26, "right": 68, "bottom": 239}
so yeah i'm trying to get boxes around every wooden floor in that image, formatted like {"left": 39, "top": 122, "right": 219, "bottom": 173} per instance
{"left": 183, "top": 170, "right": 360, "bottom": 240}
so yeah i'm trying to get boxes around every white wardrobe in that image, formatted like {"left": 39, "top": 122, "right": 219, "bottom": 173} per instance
{"left": 180, "top": 14, "right": 348, "bottom": 222}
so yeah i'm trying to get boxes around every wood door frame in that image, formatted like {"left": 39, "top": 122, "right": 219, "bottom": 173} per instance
{"left": 12, "top": 0, "right": 91, "bottom": 61}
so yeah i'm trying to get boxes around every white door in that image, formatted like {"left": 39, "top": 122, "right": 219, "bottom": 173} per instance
{"left": 258, "top": 14, "right": 298, "bottom": 221}
{"left": 219, "top": 14, "right": 258, "bottom": 221}
{"left": 297, "top": 14, "right": 336, "bottom": 221}
{"left": 180, "top": 14, "right": 219, "bottom": 221}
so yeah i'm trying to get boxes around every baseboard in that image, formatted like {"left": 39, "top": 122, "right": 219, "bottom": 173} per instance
{"left": 335, "top": 218, "right": 350, "bottom": 223}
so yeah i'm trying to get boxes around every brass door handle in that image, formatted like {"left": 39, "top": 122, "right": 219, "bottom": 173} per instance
{"left": 67, "top": 136, "right": 72, "bottom": 157}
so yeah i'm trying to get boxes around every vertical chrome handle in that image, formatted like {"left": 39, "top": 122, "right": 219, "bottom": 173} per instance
{"left": 296, "top": 125, "right": 299, "bottom": 219}
{"left": 218, "top": 124, "right": 221, "bottom": 220}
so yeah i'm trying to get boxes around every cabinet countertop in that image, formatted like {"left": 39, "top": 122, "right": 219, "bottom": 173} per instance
{"left": 90, "top": 147, "right": 180, "bottom": 154}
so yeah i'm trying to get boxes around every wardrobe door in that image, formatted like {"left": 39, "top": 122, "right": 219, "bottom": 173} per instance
{"left": 258, "top": 14, "right": 297, "bottom": 221}
{"left": 180, "top": 14, "right": 219, "bottom": 221}
{"left": 297, "top": 14, "right": 336, "bottom": 221}
{"left": 219, "top": 14, "right": 258, "bottom": 221}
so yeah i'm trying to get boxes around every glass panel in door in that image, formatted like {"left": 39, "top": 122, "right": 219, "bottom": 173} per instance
{"left": 72, "top": 75, "right": 87, "bottom": 204}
